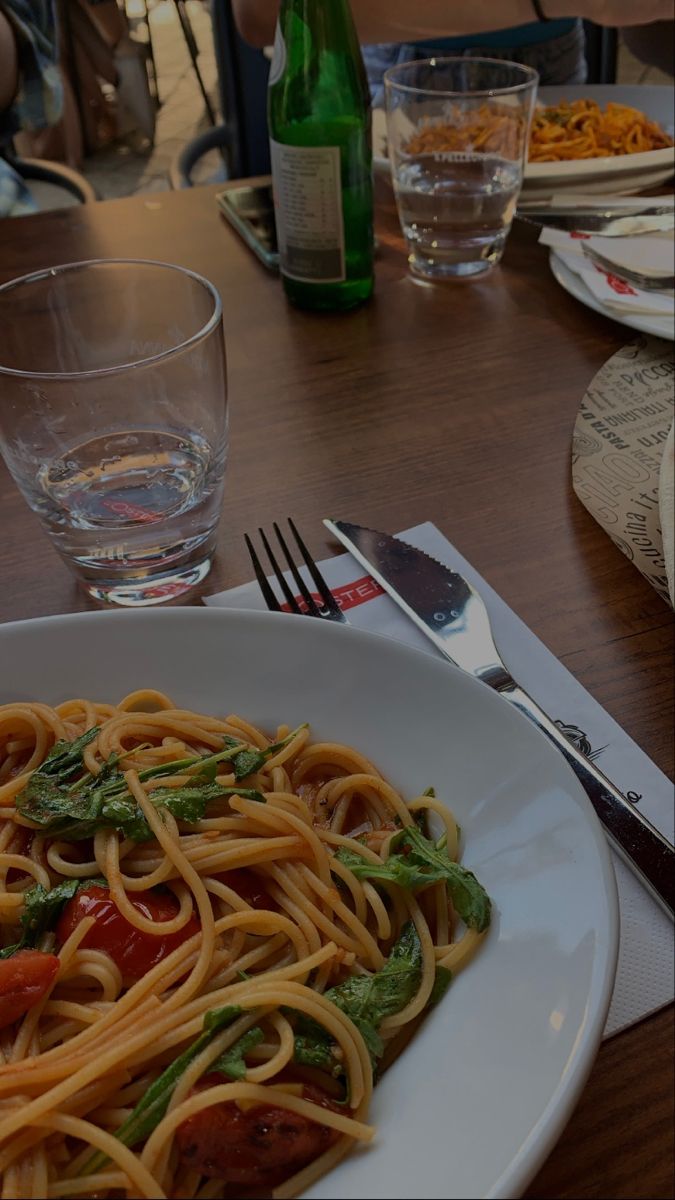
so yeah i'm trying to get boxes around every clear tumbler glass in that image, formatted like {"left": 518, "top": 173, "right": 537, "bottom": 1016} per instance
{"left": 384, "top": 57, "right": 538, "bottom": 281}
{"left": 0, "top": 259, "right": 227, "bottom": 606}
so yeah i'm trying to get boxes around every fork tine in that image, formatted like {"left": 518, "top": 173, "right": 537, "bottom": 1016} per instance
{"left": 258, "top": 527, "right": 301, "bottom": 613}
{"left": 287, "top": 518, "right": 344, "bottom": 620}
{"left": 244, "top": 534, "right": 284, "bottom": 613}
{"left": 272, "top": 521, "right": 322, "bottom": 617}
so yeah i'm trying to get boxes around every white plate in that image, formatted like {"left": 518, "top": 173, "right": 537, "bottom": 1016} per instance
{"left": 550, "top": 249, "right": 675, "bottom": 341}
{"left": 0, "top": 608, "right": 618, "bottom": 1200}
{"left": 373, "top": 84, "right": 675, "bottom": 200}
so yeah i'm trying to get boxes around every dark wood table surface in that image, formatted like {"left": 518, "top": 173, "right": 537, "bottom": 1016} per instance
{"left": 0, "top": 178, "right": 672, "bottom": 1199}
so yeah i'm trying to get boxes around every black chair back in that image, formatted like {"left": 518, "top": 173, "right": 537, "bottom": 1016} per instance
{"left": 212, "top": 1, "right": 271, "bottom": 177}
{"left": 583, "top": 22, "right": 618, "bottom": 84}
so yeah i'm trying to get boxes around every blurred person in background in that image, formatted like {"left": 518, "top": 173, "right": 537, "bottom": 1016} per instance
{"left": 0, "top": 0, "right": 62, "bottom": 215}
{"left": 233, "top": 1, "right": 674, "bottom": 101}
{"left": 622, "top": 22, "right": 674, "bottom": 75}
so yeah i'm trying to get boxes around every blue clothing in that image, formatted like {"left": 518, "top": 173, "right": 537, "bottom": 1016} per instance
{"left": 364, "top": 19, "right": 586, "bottom": 108}
{"left": 0, "top": 0, "right": 63, "bottom": 216}
{"left": 415, "top": 18, "right": 576, "bottom": 50}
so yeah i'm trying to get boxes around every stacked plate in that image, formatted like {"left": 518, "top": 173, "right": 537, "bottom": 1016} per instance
{"left": 373, "top": 84, "right": 675, "bottom": 202}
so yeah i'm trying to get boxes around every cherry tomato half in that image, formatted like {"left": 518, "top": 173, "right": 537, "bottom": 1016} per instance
{"left": 55, "top": 885, "right": 199, "bottom": 981}
{"left": 176, "top": 1079, "right": 341, "bottom": 1188}
{"left": 0, "top": 949, "right": 59, "bottom": 1030}
{"left": 214, "top": 868, "right": 276, "bottom": 911}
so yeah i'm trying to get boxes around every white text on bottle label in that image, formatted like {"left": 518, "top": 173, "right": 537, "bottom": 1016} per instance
{"left": 270, "top": 141, "right": 346, "bottom": 283}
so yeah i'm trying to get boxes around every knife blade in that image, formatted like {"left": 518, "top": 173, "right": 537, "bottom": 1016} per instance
{"left": 515, "top": 209, "right": 675, "bottom": 236}
{"left": 323, "top": 518, "right": 674, "bottom": 920}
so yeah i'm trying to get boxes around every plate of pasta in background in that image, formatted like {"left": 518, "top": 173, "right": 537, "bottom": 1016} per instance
{"left": 522, "top": 84, "right": 675, "bottom": 201}
{"left": 373, "top": 84, "right": 675, "bottom": 201}
{"left": 0, "top": 608, "right": 618, "bottom": 1200}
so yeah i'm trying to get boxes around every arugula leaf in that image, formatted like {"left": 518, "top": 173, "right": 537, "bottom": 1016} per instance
{"left": 91, "top": 783, "right": 267, "bottom": 844}
{"left": 0, "top": 877, "right": 105, "bottom": 960}
{"left": 16, "top": 730, "right": 281, "bottom": 844}
{"left": 15, "top": 786, "right": 97, "bottom": 838}
{"left": 212, "top": 1025, "right": 264, "bottom": 1080}
{"left": 38, "top": 728, "right": 101, "bottom": 781}
{"left": 326, "top": 920, "right": 422, "bottom": 1031}
{"left": 81, "top": 1005, "right": 243, "bottom": 1175}
{"left": 293, "top": 1030, "right": 342, "bottom": 1074}
{"left": 428, "top": 966, "right": 453, "bottom": 1007}
{"left": 224, "top": 726, "right": 307, "bottom": 781}
{"left": 231, "top": 747, "right": 267, "bottom": 779}
{"left": 292, "top": 922, "right": 423, "bottom": 1072}
{"left": 394, "top": 828, "right": 490, "bottom": 932}
{"left": 333, "top": 846, "right": 434, "bottom": 892}
{"left": 16, "top": 720, "right": 295, "bottom": 845}
{"left": 334, "top": 827, "right": 491, "bottom": 933}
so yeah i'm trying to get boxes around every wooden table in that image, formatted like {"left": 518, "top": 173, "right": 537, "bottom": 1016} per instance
{"left": 0, "top": 179, "right": 672, "bottom": 1199}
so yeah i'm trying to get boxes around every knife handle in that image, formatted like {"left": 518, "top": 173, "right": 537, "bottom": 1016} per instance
{"left": 503, "top": 684, "right": 674, "bottom": 921}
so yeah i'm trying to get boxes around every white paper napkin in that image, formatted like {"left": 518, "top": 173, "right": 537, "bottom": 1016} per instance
{"left": 540, "top": 226, "right": 675, "bottom": 317}
{"left": 205, "top": 523, "right": 674, "bottom": 1039}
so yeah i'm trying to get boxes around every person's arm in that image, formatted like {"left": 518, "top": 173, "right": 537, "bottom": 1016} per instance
{"left": 0, "top": 9, "right": 19, "bottom": 111}
{"left": 232, "top": 0, "right": 675, "bottom": 48}
{"left": 621, "top": 21, "right": 675, "bottom": 75}
{"left": 0, "top": 0, "right": 62, "bottom": 136}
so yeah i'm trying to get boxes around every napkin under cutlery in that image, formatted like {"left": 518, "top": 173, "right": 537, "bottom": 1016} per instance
{"left": 541, "top": 226, "right": 675, "bottom": 316}
{"left": 539, "top": 193, "right": 675, "bottom": 320}
{"left": 205, "top": 523, "right": 675, "bottom": 1039}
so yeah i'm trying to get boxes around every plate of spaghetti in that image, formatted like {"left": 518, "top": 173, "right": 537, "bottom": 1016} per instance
{"left": 523, "top": 84, "right": 675, "bottom": 199}
{"left": 0, "top": 608, "right": 618, "bottom": 1200}
{"left": 373, "top": 85, "right": 674, "bottom": 199}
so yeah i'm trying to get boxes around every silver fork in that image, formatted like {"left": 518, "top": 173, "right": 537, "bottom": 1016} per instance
{"left": 582, "top": 243, "right": 675, "bottom": 291}
{"left": 245, "top": 519, "right": 347, "bottom": 623}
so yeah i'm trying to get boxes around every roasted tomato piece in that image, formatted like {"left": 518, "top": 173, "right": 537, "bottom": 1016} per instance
{"left": 214, "top": 868, "right": 276, "bottom": 911}
{"left": 0, "top": 949, "right": 59, "bottom": 1029}
{"left": 55, "top": 885, "right": 199, "bottom": 981}
{"left": 175, "top": 1080, "right": 340, "bottom": 1187}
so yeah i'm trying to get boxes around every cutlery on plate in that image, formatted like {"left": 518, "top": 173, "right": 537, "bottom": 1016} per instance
{"left": 581, "top": 243, "right": 675, "bottom": 291}
{"left": 245, "top": 519, "right": 347, "bottom": 623}
{"left": 516, "top": 208, "right": 675, "bottom": 236}
{"left": 323, "top": 519, "right": 675, "bottom": 921}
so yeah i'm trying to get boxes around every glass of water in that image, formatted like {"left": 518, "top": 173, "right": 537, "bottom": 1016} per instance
{"left": 384, "top": 57, "right": 538, "bottom": 281}
{"left": 0, "top": 259, "right": 227, "bottom": 606}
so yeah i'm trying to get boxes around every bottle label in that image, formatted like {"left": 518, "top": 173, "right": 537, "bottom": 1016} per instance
{"left": 270, "top": 141, "right": 346, "bottom": 283}
{"left": 268, "top": 21, "right": 286, "bottom": 86}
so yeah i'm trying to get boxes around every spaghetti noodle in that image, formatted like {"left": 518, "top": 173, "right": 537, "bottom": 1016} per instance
{"left": 529, "top": 99, "right": 674, "bottom": 161}
{"left": 0, "top": 692, "right": 490, "bottom": 1199}
{"left": 401, "top": 99, "right": 673, "bottom": 163}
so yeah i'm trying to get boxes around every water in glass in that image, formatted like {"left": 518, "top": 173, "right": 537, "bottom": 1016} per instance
{"left": 394, "top": 153, "right": 521, "bottom": 279}
{"left": 29, "top": 429, "right": 226, "bottom": 604}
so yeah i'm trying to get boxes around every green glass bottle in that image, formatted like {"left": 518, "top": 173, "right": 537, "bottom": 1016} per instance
{"left": 267, "top": 0, "right": 374, "bottom": 312}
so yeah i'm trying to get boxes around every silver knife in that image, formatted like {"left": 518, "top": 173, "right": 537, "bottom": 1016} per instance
{"left": 324, "top": 518, "right": 674, "bottom": 920}
{"left": 516, "top": 208, "right": 675, "bottom": 236}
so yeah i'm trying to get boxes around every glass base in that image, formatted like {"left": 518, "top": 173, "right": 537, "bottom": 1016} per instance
{"left": 408, "top": 251, "right": 497, "bottom": 282}
{"left": 81, "top": 555, "right": 213, "bottom": 607}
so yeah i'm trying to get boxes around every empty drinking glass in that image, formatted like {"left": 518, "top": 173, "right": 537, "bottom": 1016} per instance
{"left": 384, "top": 57, "right": 538, "bottom": 281}
{"left": 0, "top": 259, "right": 228, "bottom": 606}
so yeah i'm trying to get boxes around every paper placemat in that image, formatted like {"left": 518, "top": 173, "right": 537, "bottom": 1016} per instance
{"left": 205, "top": 522, "right": 675, "bottom": 1038}
{"left": 572, "top": 335, "right": 675, "bottom": 606}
